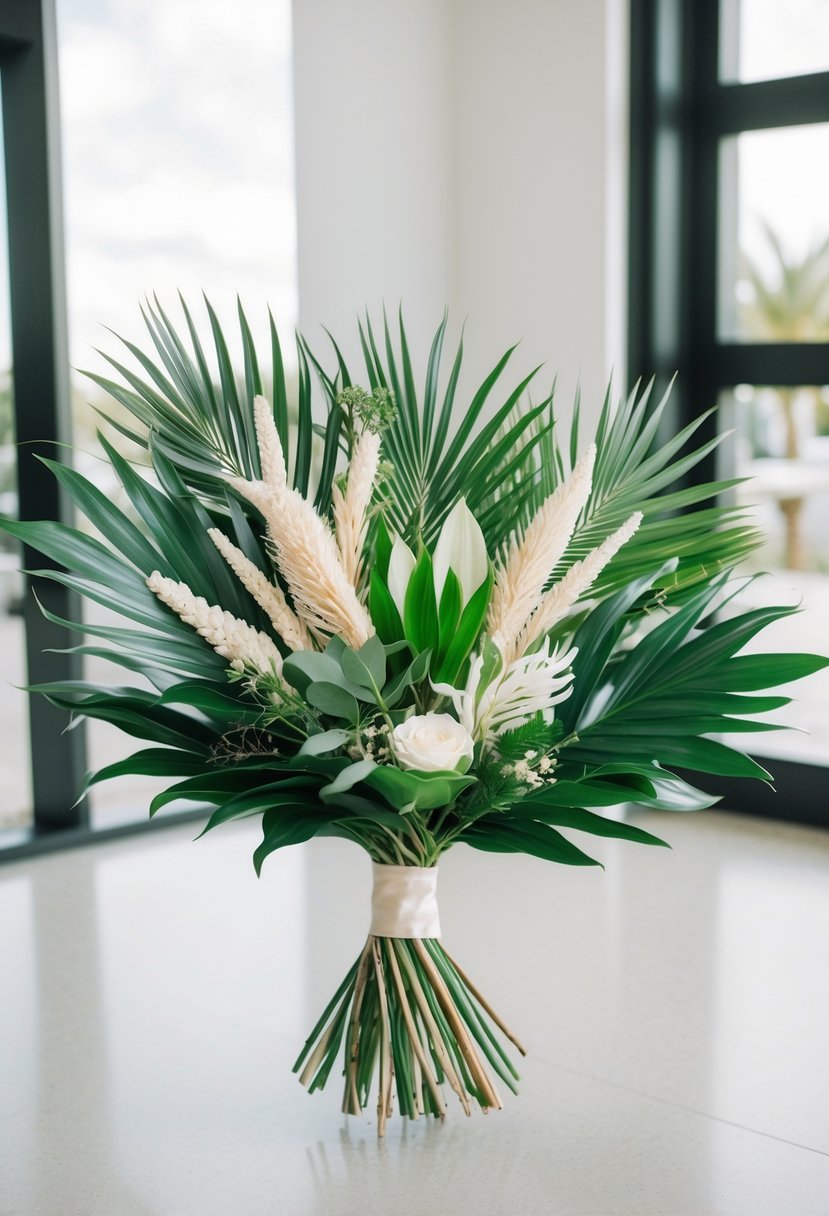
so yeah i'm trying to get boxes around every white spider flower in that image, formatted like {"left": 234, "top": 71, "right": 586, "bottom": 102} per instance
{"left": 433, "top": 640, "right": 577, "bottom": 747}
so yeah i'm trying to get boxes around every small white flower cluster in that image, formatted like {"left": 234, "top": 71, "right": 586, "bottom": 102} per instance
{"left": 146, "top": 572, "right": 283, "bottom": 675}
{"left": 362, "top": 722, "right": 391, "bottom": 760}
{"left": 502, "top": 749, "right": 556, "bottom": 789}
{"left": 348, "top": 721, "right": 391, "bottom": 761}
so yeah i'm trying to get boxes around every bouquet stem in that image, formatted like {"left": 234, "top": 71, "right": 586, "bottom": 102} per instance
{"left": 293, "top": 936, "right": 526, "bottom": 1135}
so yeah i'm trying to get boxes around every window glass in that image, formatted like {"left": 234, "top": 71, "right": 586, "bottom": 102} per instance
{"left": 0, "top": 100, "right": 34, "bottom": 834}
{"left": 720, "top": 0, "right": 829, "bottom": 83}
{"left": 718, "top": 123, "right": 829, "bottom": 343}
{"left": 56, "top": 0, "right": 297, "bottom": 827}
{"left": 718, "top": 385, "right": 829, "bottom": 766}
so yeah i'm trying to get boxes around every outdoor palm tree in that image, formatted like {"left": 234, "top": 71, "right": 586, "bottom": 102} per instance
{"left": 738, "top": 223, "right": 829, "bottom": 569}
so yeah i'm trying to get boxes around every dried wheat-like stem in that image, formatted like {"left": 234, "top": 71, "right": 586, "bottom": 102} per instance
{"left": 332, "top": 427, "right": 381, "bottom": 594}
{"left": 207, "top": 528, "right": 311, "bottom": 651}
{"left": 516, "top": 511, "right": 643, "bottom": 656}
{"left": 487, "top": 444, "right": 596, "bottom": 660}
{"left": 234, "top": 478, "right": 374, "bottom": 649}
{"left": 146, "top": 572, "right": 283, "bottom": 673}
{"left": 253, "top": 395, "right": 287, "bottom": 491}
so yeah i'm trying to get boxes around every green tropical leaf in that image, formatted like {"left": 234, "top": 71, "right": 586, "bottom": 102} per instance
{"left": 462, "top": 816, "right": 603, "bottom": 867}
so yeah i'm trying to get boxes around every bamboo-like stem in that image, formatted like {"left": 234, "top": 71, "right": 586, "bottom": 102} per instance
{"left": 411, "top": 1038, "right": 424, "bottom": 1117}
{"left": 371, "top": 937, "right": 394, "bottom": 1136}
{"left": 343, "top": 938, "right": 374, "bottom": 1116}
{"left": 298, "top": 1015, "right": 338, "bottom": 1088}
{"left": 295, "top": 935, "right": 522, "bottom": 1133}
{"left": 440, "top": 946, "right": 528, "bottom": 1056}
{"left": 411, "top": 938, "right": 502, "bottom": 1111}
{"left": 384, "top": 939, "right": 446, "bottom": 1118}
{"left": 392, "top": 938, "right": 472, "bottom": 1115}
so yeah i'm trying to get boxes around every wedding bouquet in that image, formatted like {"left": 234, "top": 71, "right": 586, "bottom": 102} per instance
{"left": 5, "top": 302, "right": 824, "bottom": 1133}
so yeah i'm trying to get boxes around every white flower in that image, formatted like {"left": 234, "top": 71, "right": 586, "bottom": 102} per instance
{"left": 391, "top": 713, "right": 475, "bottom": 773}
{"left": 434, "top": 640, "right": 577, "bottom": 746}
{"left": 432, "top": 498, "right": 488, "bottom": 605}
{"left": 387, "top": 534, "right": 417, "bottom": 616}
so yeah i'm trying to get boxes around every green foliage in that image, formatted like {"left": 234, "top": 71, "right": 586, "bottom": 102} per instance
{"left": 1, "top": 299, "right": 825, "bottom": 878}
{"left": 495, "top": 715, "right": 563, "bottom": 763}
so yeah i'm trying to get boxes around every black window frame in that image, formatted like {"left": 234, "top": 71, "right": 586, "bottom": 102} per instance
{"left": 0, "top": 0, "right": 201, "bottom": 862}
{"left": 629, "top": 0, "right": 829, "bottom": 827}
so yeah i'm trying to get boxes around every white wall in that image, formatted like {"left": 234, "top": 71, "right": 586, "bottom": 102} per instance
{"left": 292, "top": 0, "right": 627, "bottom": 423}
{"left": 291, "top": 0, "right": 453, "bottom": 368}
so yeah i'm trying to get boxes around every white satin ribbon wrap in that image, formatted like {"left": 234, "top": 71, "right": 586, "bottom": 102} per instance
{"left": 370, "top": 863, "right": 441, "bottom": 938}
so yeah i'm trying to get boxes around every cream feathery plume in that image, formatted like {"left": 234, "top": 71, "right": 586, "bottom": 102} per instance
{"left": 253, "top": 396, "right": 287, "bottom": 491}
{"left": 515, "top": 511, "right": 643, "bottom": 657}
{"left": 487, "top": 443, "right": 596, "bottom": 657}
{"left": 207, "top": 527, "right": 311, "bottom": 651}
{"left": 146, "top": 571, "right": 284, "bottom": 674}
{"left": 331, "top": 427, "right": 381, "bottom": 591}
{"left": 232, "top": 478, "right": 374, "bottom": 649}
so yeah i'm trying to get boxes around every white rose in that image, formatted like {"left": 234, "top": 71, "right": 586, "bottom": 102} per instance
{"left": 391, "top": 713, "right": 475, "bottom": 773}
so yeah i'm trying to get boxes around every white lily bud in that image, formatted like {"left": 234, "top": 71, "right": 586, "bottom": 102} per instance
{"left": 387, "top": 534, "right": 417, "bottom": 616}
{"left": 432, "top": 498, "right": 488, "bottom": 606}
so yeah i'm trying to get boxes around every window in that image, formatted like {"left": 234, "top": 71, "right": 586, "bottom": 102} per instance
{"left": 629, "top": 0, "right": 829, "bottom": 824}
{"left": 0, "top": 2, "right": 296, "bottom": 857}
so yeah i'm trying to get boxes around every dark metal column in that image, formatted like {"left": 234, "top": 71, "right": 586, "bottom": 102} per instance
{"left": 1, "top": 0, "right": 88, "bottom": 831}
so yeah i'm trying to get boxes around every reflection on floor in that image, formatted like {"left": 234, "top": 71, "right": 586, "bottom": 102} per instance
{"left": 2, "top": 808, "right": 828, "bottom": 1215}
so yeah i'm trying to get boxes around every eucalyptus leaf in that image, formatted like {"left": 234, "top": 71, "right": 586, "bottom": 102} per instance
{"left": 306, "top": 681, "right": 361, "bottom": 722}
{"left": 298, "top": 729, "right": 352, "bottom": 756}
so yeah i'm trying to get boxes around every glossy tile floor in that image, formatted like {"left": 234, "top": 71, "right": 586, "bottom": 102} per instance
{"left": 2, "top": 809, "right": 828, "bottom": 1216}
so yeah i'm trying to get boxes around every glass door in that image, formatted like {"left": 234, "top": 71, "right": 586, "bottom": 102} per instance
{"left": 628, "top": 0, "right": 829, "bottom": 821}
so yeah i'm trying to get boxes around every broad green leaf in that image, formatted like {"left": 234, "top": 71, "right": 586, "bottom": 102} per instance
{"left": 403, "top": 548, "right": 439, "bottom": 654}
{"left": 431, "top": 567, "right": 493, "bottom": 686}
{"left": 364, "top": 765, "right": 476, "bottom": 811}
{"left": 254, "top": 807, "right": 339, "bottom": 875}
{"left": 462, "top": 816, "right": 603, "bottom": 867}
{"left": 518, "top": 805, "right": 670, "bottom": 848}
{"left": 306, "top": 681, "right": 361, "bottom": 721}
{"left": 369, "top": 570, "right": 405, "bottom": 645}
